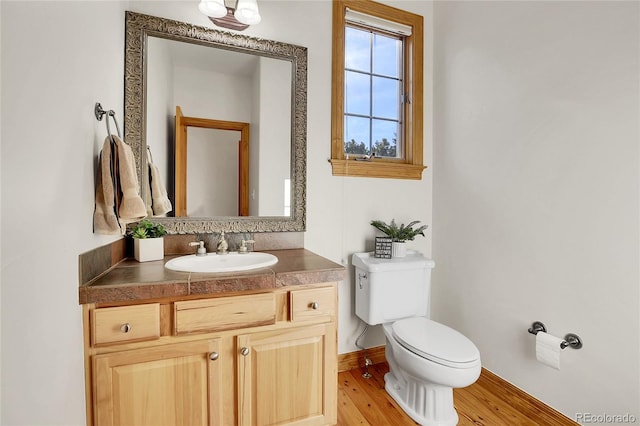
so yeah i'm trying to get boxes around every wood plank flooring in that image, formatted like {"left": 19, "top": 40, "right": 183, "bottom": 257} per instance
{"left": 337, "top": 363, "right": 578, "bottom": 426}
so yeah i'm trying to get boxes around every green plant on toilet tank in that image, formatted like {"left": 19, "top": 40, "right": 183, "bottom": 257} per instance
{"left": 129, "top": 219, "right": 167, "bottom": 262}
{"left": 371, "top": 219, "right": 427, "bottom": 258}
{"left": 370, "top": 219, "right": 427, "bottom": 241}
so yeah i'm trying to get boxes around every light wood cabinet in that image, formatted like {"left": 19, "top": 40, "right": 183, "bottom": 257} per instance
{"left": 175, "top": 293, "right": 276, "bottom": 335}
{"left": 92, "top": 304, "right": 160, "bottom": 346}
{"left": 93, "top": 339, "right": 223, "bottom": 426}
{"left": 237, "top": 323, "right": 337, "bottom": 426}
{"left": 83, "top": 284, "right": 337, "bottom": 426}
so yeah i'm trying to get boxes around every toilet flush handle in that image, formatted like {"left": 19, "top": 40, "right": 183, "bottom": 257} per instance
{"left": 358, "top": 273, "right": 367, "bottom": 289}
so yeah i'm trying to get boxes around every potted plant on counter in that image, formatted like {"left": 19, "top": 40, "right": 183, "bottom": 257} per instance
{"left": 130, "top": 219, "right": 167, "bottom": 262}
{"left": 370, "top": 219, "right": 427, "bottom": 258}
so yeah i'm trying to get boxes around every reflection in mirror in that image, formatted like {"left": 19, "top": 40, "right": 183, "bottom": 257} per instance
{"left": 188, "top": 127, "right": 241, "bottom": 217}
{"left": 173, "top": 107, "right": 250, "bottom": 217}
{"left": 147, "top": 37, "right": 292, "bottom": 219}
{"left": 125, "top": 11, "right": 307, "bottom": 233}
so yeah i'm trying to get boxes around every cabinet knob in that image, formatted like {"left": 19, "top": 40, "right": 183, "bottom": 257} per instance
{"left": 311, "top": 302, "right": 319, "bottom": 310}
{"left": 209, "top": 352, "right": 219, "bottom": 361}
{"left": 120, "top": 323, "right": 131, "bottom": 333}
{"left": 240, "top": 347, "right": 250, "bottom": 356}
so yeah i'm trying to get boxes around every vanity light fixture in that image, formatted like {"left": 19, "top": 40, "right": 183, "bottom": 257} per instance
{"left": 199, "top": 0, "right": 261, "bottom": 31}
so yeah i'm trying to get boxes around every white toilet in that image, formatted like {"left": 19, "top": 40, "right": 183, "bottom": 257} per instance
{"left": 352, "top": 251, "right": 481, "bottom": 426}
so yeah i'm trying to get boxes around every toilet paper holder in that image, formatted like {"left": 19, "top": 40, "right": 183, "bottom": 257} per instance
{"left": 527, "top": 321, "right": 583, "bottom": 350}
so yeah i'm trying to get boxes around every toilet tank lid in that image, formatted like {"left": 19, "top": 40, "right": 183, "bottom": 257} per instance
{"left": 352, "top": 252, "right": 435, "bottom": 272}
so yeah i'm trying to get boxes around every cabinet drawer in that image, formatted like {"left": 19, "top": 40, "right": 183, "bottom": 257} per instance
{"left": 175, "top": 293, "right": 276, "bottom": 335}
{"left": 290, "top": 287, "right": 336, "bottom": 322}
{"left": 92, "top": 304, "right": 160, "bottom": 346}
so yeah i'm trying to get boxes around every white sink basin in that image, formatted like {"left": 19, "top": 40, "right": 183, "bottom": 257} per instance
{"left": 165, "top": 252, "right": 278, "bottom": 273}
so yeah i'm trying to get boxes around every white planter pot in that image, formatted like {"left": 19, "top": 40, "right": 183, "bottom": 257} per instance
{"left": 392, "top": 241, "right": 407, "bottom": 258}
{"left": 134, "top": 237, "right": 164, "bottom": 262}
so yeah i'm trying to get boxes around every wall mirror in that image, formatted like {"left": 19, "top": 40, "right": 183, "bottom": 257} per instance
{"left": 125, "top": 11, "right": 307, "bottom": 233}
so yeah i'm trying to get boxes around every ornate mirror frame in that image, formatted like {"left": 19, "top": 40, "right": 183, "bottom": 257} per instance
{"left": 124, "top": 11, "right": 307, "bottom": 233}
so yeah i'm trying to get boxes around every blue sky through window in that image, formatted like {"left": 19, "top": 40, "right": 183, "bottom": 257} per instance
{"left": 344, "top": 25, "right": 402, "bottom": 157}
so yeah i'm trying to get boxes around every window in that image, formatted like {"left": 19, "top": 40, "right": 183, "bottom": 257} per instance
{"left": 344, "top": 24, "right": 403, "bottom": 159}
{"left": 331, "top": 0, "right": 425, "bottom": 179}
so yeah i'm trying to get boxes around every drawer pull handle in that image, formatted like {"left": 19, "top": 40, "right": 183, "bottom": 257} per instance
{"left": 311, "top": 302, "right": 319, "bottom": 310}
{"left": 209, "top": 352, "right": 219, "bottom": 361}
{"left": 240, "top": 347, "right": 250, "bottom": 356}
{"left": 120, "top": 323, "right": 131, "bottom": 333}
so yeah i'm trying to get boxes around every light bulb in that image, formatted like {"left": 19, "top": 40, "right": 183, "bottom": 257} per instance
{"left": 234, "top": 0, "right": 261, "bottom": 25}
{"left": 198, "top": 0, "right": 227, "bottom": 18}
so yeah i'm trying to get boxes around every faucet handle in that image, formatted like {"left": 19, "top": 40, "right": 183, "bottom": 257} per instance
{"left": 189, "top": 241, "right": 206, "bottom": 256}
{"left": 238, "top": 239, "right": 255, "bottom": 253}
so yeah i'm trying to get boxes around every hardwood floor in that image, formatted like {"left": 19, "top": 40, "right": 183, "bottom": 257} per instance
{"left": 337, "top": 363, "right": 577, "bottom": 426}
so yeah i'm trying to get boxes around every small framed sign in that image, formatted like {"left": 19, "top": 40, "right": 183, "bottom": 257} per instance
{"left": 374, "top": 237, "right": 393, "bottom": 259}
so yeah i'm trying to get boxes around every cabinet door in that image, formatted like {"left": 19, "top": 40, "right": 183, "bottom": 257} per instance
{"left": 93, "top": 339, "right": 223, "bottom": 426}
{"left": 237, "top": 323, "right": 337, "bottom": 426}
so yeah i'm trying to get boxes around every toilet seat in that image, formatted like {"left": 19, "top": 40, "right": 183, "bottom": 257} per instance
{"left": 391, "top": 317, "right": 480, "bottom": 368}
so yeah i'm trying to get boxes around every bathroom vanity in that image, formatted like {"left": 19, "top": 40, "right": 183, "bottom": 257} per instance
{"left": 80, "top": 11, "right": 330, "bottom": 425}
{"left": 79, "top": 248, "right": 344, "bottom": 426}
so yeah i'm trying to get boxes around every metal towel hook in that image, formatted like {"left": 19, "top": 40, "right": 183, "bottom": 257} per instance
{"left": 527, "top": 321, "right": 583, "bottom": 350}
{"left": 527, "top": 321, "right": 547, "bottom": 335}
{"left": 95, "top": 102, "right": 121, "bottom": 139}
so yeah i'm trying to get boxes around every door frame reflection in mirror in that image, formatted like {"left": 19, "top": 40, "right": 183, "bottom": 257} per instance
{"left": 124, "top": 11, "right": 307, "bottom": 233}
{"left": 175, "top": 106, "right": 250, "bottom": 217}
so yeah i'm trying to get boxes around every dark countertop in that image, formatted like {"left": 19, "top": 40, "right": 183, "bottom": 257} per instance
{"left": 79, "top": 249, "right": 346, "bottom": 305}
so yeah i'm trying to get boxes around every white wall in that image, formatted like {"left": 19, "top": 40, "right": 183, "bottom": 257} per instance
{"left": 8, "top": 1, "right": 634, "bottom": 425}
{"left": 187, "top": 127, "right": 239, "bottom": 216}
{"left": 0, "top": 3, "right": 4, "bottom": 421}
{"left": 257, "top": 57, "right": 291, "bottom": 216}
{"left": 250, "top": 61, "right": 261, "bottom": 216}
{"left": 173, "top": 65, "right": 252, "bottom": 122}
{"left": 1, "top": 2, "right": 126, "bottom": 424}
{"left": 147, "top": 36, "right": 174, "bottom": 205}
{"left": 432, "top": 1, "right": 639, "bottom": 422}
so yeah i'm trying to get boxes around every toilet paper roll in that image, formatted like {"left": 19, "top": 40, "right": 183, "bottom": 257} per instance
{"left": 536, "top": 331, "right": 564, "bottom": 370}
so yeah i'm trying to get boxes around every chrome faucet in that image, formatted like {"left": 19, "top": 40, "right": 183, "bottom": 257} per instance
{"left": 216, "top": 231, "right": 229, "bottom": 254}
{"left": 189, "top": 241, "right": 207, "bottom": 256}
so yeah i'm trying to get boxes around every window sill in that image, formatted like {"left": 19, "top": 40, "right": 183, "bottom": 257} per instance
{"left": 329, "top": 159, "right": 426, "bottom": 180}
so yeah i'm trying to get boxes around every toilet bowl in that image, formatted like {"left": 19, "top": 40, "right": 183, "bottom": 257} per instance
{"left": 382, "top": 318, "right": 481, "bottom": 426}
{"left": 352, "top": 251, "right": 481, "bottom": 426}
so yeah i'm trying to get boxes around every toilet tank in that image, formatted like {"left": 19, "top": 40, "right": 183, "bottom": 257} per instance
{"left": 352, "top": 251, "right": 435, "bottom": 325}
